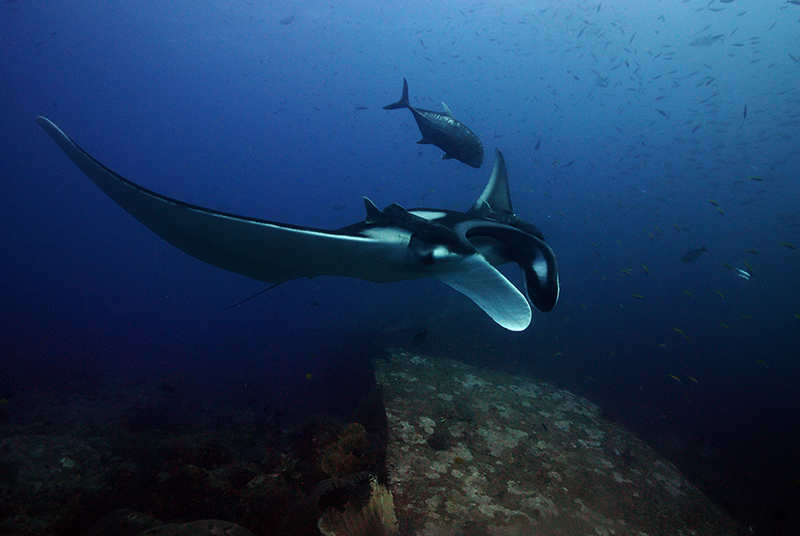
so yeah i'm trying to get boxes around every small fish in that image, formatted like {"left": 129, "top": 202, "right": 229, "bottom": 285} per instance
{"left": 716, "top": 206, "right": 725, "bottom": 216}
{"left": 781, "top": 242, "right": 796, "bottom": 249}
{"left": 743, "top": 104, "right": 747, "bottom": 119}
{"left": 689, "top": 376, "right": 699, "bottom": 384}
{"left": 674, "top": 327, "right": 690, "bottom": 340}
{"left": 657, "top": 109, "right": 669, "bottom": 118}
{"left": 737, "top": 268, "right": 751, "bottom": 280}
{"left": 534, "top": 136, "right": 541, "bottom": 150}
{"left": 684, "top": 290, "right": 694, "bottom": 298}
{"left": 742, "top": 314, "right": 754, "bottom": 321}
{"left": 280, "top": 14, "right": 296, "bottom": 25}
{"left": 714, "top": 290, "right": 725, "bottom": 299}
{"left": 669, "top": 374, "right": 682, "bottom": 384}
{"left": 691, "top": 124, "right": 702, "bottom": 133}
{"left": 681, "top": 245, "right": 707, "bottom": 263}
{"left": 689, "top": 34, "right": 725, "bottom": 47}
{"left": 631, "top": 294, "right": 644, "bottom": 299}
{"left": 723, "top": 263, "right": 734, "bottom": 270}
{"left": 719, "top": 322, "right": 730, "bottom": 329}
{"left": 658, "top": 343, "right": 668, "bottom": 349}
{"left": 709, "top": 199, "right": 719, "bottom": 207}
{"left": 748, "top": 176, "right": 764, "bottom": 181}
{"left": 354, "top": 106, "right": 369, "bottom": 111}
{"left": 642, "top": 264, "right": 650, "bottom": 276}
{"left": 746, "top": 249, "right": 760, "bottom": 255}
{"left": 795, "top": 313, "right": 800, "bottom": 322}
{"left": 305, "top": 372, "right": 314, "bottom": 380}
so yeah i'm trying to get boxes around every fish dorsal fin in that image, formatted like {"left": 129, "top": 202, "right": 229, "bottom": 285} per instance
{"left": 363, "top": 197, "right": 381, "bottom": 224}
{"left": 435, "top": 254, "right": 531, "bottom": 331}
{"left": 441, "top": 102, "right": 454, "bottom": 117}
{"left": 471, "top": 148, "right": 512, "bottom": 214}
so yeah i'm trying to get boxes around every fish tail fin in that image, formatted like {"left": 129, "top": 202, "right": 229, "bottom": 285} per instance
{"left": 383, "top": 77, "right": 410, "bottom": 110}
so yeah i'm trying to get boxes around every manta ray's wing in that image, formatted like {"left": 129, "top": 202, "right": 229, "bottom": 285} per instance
{"left": 36, "top": 116, "right": 418, "bottom": 285}
{"left": 37, "top": 117, "right": 534, "bottom": 330}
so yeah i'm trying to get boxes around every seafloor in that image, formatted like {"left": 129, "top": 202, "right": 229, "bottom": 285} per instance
{"left": 375, "top": 350, "right": 744, "bottom": 536}
{"left": 0, "top": 349, "right": 744, "bottom": 536}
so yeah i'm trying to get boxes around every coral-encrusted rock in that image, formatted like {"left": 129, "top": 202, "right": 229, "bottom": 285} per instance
{"left": 135, "top": 519, "right": 254, "bottom": 536}
{"left": 84, "top": 510, "right": 257, "bottom": 536}
{"left": 375, "top": 351, "right": 746, "bottom": 536}
{"left": 83, "top": 508, "right": 161, "bottom": 536}
{"left": 0, "top": 435, "right": 108, "bottom": 535}
{"left": 319, "top": 423, "right": 370, "bottom": 478}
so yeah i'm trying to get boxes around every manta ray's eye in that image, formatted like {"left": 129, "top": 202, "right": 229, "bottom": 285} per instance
{"left": 415, "top": 245, "right": 450, "bottom": 266}
{"left": 420, "top": 251, "right": 435, "bottom": 265}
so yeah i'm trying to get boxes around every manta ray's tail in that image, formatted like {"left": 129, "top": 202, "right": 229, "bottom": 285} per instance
{"left": 383, "top": 78, "right": 410, "bottom": 110}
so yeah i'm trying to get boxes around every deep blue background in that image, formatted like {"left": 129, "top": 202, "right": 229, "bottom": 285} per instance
{"left": 2, "top": 1, "right": 799, "bottom": 534}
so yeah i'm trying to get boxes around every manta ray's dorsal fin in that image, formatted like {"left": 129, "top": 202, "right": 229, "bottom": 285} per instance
{"left": 363, "top": 197, "right": 381, "bottom": 224}
{"left": 471, "top": 148, "right": 512, "bottom": 215}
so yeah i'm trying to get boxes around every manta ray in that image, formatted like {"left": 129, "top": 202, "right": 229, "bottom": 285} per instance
{"left": 36, "top": 116, "right": 559, "bottom": 331}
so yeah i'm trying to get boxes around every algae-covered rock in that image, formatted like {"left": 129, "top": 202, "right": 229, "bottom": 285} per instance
{"left": 0, "top": 435, "right": 108, "bottom": 535}
{"left": 137, "top": 519, "right": 254, "bottom": 536}
{"left": 375, "top": 350, "right": 745, "bottom": 536}
{"left": 83, "top": 508, "right": 161, "bottom": 536}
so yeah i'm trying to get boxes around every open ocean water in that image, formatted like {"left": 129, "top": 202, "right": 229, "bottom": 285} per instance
{"left": 2, "top": 1, "right": 799, "bottom": 535}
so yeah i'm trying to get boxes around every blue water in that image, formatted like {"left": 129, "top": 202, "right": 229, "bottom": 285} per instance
{"left": 2, "top": 0, "right": 799, "bottom": 533}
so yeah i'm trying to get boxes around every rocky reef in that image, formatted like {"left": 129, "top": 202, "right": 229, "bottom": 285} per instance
{"left": 375, "top": 350, "right": 745, "bottom": 536}
{"left": 0, "top": 349, "right": 745, "bottom": 535}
